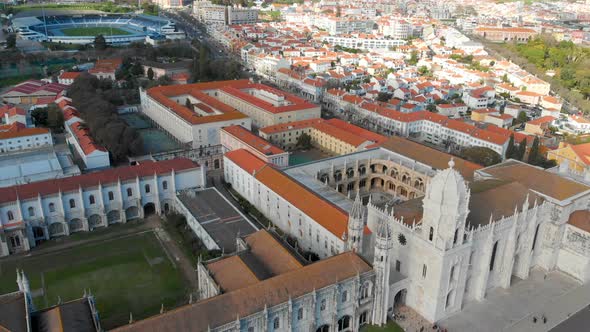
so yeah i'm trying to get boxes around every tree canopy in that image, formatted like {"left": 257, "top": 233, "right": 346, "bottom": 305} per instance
{"left": 68, "top": 73, "right": 143, "bottom": 162}
{"left": 459, "top": 146, "right": 502, "bottom": 167}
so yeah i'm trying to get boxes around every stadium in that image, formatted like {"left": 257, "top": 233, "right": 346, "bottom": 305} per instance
{"left": 12, "top": 14, "right": 184, "bottom": 45}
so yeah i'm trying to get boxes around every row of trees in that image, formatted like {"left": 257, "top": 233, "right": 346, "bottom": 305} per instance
{"left": 68, "top": 73, "right": 144, "bottom": 162}
{"left": 477, "top": 35, "right": 590, "bottom": 113}
{"left": 190, "top": 44, "right": 242, "bottom": 82}
{"left": 505, "top": 134, "right": 556, "bottom": 168}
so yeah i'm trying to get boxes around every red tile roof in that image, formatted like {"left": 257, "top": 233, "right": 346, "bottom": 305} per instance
{"left": 70, "top": 122, "right": 107, "bottom": 155}
{"left": 59, "top": 72, "right": 82, "bottom": 80}
{"left": 324, "top": 118, "right": 387, "bottom": 145}
{"left": 527, "top": 116, "right": 555, "bottom": 126}
{"left": 0, "top": 158, "right": 199, "bottom": 204}
{"left": 259, "top": 118, "right": 324, "bottom": 135}
{"left": 0, "top": 124, "right": 49, "bottom": 140}
{"left": 222, "top": 125, "right": 285, "bottom": 156}
{"left": 226, "top": 149, "right": 348, "bottom": 237}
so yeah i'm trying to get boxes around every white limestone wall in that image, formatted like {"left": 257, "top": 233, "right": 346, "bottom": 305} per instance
{"left": 223, "top": 156, "right": 345, "bottom": 259}
{"left": 557, "top": 225, "right": 590, "bottom": 282}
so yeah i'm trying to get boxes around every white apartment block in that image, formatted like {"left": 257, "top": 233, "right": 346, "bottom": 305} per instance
{"left": 322, "top": 35, "right": 406, "bottom": 50}
{"left": 0, "top": 127, "right": 52, "bottom": 154}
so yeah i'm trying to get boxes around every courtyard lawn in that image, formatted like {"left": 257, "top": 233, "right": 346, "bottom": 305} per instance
{"left": 61, "top": 27, "right": 131, "bottom": 36}
{"left": 361, "top": 321, "right": 404, "bottom": 332}
{"left": 0, "top": 231, "right": 187, "bottom": 329}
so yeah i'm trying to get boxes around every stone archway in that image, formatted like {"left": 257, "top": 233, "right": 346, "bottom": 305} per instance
{"left": 48, "top": 222, "right": 65, "bottom": 237}
{"left": 68, "top": 218, "right": 83, "bottom": 233}
{"left": 88, "top": 214, "right": 102, "bottom": 228}
{"left": 337, "top": 316, "right": 352, "bottom": 331}
{"left": 107, "top": 210, "right": 120, "bottom": 224}
{"left": 125, "top": 206, "right": 140, "bottom": 220}
{"left": 394, "top": 289, "right": 407, "bottom": 308}
{"left": 144, "top": 202, "right": 156, "bottom": 216}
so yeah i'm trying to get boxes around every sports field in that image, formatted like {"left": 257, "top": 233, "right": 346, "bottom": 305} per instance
{"left": 0, "top": 230, "right": 187, "bottom": 329}
{"left": 61, "top": 26, "right": 131, "bottom": 36}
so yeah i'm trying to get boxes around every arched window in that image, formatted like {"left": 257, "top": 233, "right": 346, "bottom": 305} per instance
{"left": 162, "top": 181, "right": 168, "bottom": 190}
{"left": 49, "top": 203, "right": 55, "bottom": 213}
{"left": 341, "top": 290, "right": 348, "bottom": 302}
{"left": 108, "top": 191, "right": 114, "bottom": 201}
{"left": 127, "top": 188, "right": 133, "bottom": 197}
{"left": 273, "top": 317, "right": 280, "bottom": 329}
{"left": 337, "top": 316, "right": 351, "bottom": 331}
{"left": 145, "top": 184, "right": 151, "bottom": 194}
{"left": 453, "top": 229, "right": 459, "bottom": 245}
{"left": 7, "top": 211, "right": 14, "bottom": 221}
{"left": 360, "top": 281, "right": 372, "bottom": 299}
{"left": 429, "top": 227, "right": 434, "bottom": 241}
{"left": 69, "top": 199, "right": 76, "bottom": 208}
{"left": 89, "top": 195, "right": 95, "bottom": 205}
{"left": 297, "top": 307, "right": 303, "bottom": 320}
{"left": 422, "top": 264, "right": 427, "bottom": 278}
{"left": 27, "top": 206, "right": 35, "bottom": 217}
{"left": 320, "top": 299, "right": 326, "bottom": 311}
{"left": 489, "top": 241, "right": 499, "bottom": 271}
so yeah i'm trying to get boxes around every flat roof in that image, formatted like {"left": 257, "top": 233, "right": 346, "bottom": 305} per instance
{"left": 177, "top": 187, "right": 257, "bottom": 252}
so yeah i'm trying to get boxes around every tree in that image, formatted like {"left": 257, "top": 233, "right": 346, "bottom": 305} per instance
{"left": 131, "top": 62, "right": 144, "bottom": 76}
{"left": 147, "top": 67, "right": 154, "bottom": 80}
{"left": 408, "top": 51, "right": 419, "bottom": 66}
{"left": 376, "top": 92, "right": 390, "bottom": 102}
{"left": 47, "top": 104, "right": 64, "bottom": 133}
{"left": 6, "top": 34, "right": 16, "bottom": 49}
{"left": 296, "top": 133, "right": 312, "bottom": 150}
{"left": 94, "top": 34, "right": 107, "bottom": 50}
{"left": 426, "top": 104, "right": 437, "bottom": 112}
{"left": 31, "top": 108, "right": 49, "bottom": 127}
{"left": 517, "top": 111, "right": 528, "bottom": 124}
{"left": 506, "top": 134, "right": 517, "bottom": 159}
{"left": 460, "top": 147, "right": 502, "bottom": 167}
{"left": 528, "top": 136, "right": 541, "bottom": 165}
{"left": 516, "top": 138, "right": 527, "bottom": 161}
{"left": 199, "top": 44, "right": 209, "bottom": 80}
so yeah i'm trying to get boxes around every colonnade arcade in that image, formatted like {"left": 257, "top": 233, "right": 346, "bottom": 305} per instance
{"left": 317, "top": 159, "right": 428, "bottom": 202}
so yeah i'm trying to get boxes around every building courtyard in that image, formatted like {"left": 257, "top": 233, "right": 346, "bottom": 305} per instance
{"left": 0, "top": 222, "right": 189, "bottom": 329}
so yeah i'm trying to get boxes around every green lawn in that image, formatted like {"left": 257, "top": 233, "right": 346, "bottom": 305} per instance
{"left": 0, "top": 231, "right": 187, "bottom": 329}
{"left": 361, "top": 321, "right": 404, "bottom": 332}
{"left": 61, "top": 27, "right": 131, "bottom": 36}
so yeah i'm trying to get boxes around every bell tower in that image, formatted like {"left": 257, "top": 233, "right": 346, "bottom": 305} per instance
{"left": 347, "top": 191, "right": 365, "bottom": 253}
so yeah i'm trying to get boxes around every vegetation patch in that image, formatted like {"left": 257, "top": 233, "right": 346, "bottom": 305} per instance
{"left": 0, "top": 231, "right": 186, "bottom": 329}
{"left": 61, "top": 27, "right": 131, "bottom": 36}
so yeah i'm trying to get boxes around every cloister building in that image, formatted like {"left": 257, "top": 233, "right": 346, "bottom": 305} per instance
{"left": 223, "top": 135, "right": 590, "bottom": 324}
{"left": 0, "top": 158, "right": 204, "bottom": 257}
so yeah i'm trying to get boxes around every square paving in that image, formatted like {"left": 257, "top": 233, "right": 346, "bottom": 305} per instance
{"left": 440, "top": 268, "right": 581, "bottom": 332}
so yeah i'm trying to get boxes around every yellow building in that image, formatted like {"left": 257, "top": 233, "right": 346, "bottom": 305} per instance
{"left": 548, "top": 142, "right": 590, "bottom": 173}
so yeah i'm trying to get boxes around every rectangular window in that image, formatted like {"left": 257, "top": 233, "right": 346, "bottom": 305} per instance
{"left": 395, "top": 260, "right": 401, "bottom": 272}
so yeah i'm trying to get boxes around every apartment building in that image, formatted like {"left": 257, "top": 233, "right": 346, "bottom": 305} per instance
{"left": 0, "top": 124, "right": 52, "bottom": 154}
{"left": 194, "top": 1, "right": 258, "bottom": 26}
{"left": 321, "top": 35, "right": 406, "bottom": 50}
{"left": 474, "top": 26, "right": 538, "bottom": 43}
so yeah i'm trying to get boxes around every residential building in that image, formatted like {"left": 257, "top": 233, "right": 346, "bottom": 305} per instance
{"left": 259, "top": 118, "right": 387, "bottom": 153}
{"left": 220, "top": 125, "right": 289, "bottom": 167}
{"left": 436, "top": 103, "right": 468, "bottom": 118}
{"left": 88, "top": 58, "right": 123, "bottom": 80}
{"left": 524, "top": 116, "right": 555, "bottom": 135}
{"left": 58, "top": 71, "right": 82, "bottom": 85}
{"left": 0, "top": 104, "right": 27, "bottom": 126}
{"left": 548, "top": 142, "right": 590, "bottom": 174}
{"left": 474, "top": 26, "right": 538, "bottom": 43}
{"left": 0, "top": 124, "right": 52, "bottom": 154}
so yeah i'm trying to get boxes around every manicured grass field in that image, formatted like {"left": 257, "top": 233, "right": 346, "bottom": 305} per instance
{"left": 361, "top": 321, "right": 404, "bottom": 332}
{"left": 0, "top": 231, "right": 187, "bottom": 329}
{"left": 61, "top": 27, "right": 131, "bottom": 36}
